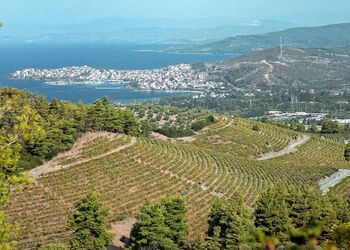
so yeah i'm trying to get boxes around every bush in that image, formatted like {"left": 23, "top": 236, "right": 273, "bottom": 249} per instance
{"left": 344, "top": 143, "right": 350, "bottom": 161}
{"left": 252, "top": 125, "right": 260, "bottom": 132}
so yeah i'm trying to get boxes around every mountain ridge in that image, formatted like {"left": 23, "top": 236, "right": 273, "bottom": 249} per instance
{"left": 178, "top": 23, "right": 350, "bottom": 54}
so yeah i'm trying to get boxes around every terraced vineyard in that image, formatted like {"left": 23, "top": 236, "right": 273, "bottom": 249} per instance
{"left": 5, "top": 116, "right": 350, "bottom": 248}
{"left": 193, "top": 117, "right": 300, "bottom": 158}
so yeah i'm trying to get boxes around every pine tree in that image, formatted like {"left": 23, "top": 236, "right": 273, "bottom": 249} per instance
{"left": 161, "top": 196, "right": 189, "bottom": 247}
{"left": 0, "top": 95, "right": 44, "bottom": 249}
{"left": 286, "top": 186, "right": 323, "bottom": 229}
{"left": 68, "top": 193, "right": 113, "bottom": 250}
{"left": 130, "top": 202, "right": 177, "bottom": 249}
{"left": 206, "top": 195, "right": 255, "bottom": 249}
{"left": 332, "top": 222, "right": 350, "bottom": 249}
{"left": 205, "top": 227, "right": 222, "bottom": 250}
{"left": 254, "top": 186, "right": 292, "bottom": 242}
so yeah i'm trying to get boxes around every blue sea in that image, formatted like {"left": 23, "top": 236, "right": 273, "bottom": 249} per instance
{"left": 0, "top": 43, "right": 232, "bottom": 103}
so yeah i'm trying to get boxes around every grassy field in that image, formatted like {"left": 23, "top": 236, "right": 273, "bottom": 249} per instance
{"left": 5, "top": 116, "right": 350, "bottom": 248}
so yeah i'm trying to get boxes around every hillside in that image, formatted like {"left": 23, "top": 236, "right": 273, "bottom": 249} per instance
{"left": 5, "top": 115, "right": 350, "bottom": 248}
{"left": 201, "top": 46, "right": 350, "bottom": 89}
{"left": 179, "top": 23, "right": 350, "bottom": 54}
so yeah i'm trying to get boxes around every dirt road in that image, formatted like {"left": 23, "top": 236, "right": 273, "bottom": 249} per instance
{"left": 319, "top": 169, "right": 350, "bottom": 194}
{"left": 30, "top": 136, "right": 137, "bottom": 179}
{"left": 258, "top": 134, "right": 310, "bottom": 160}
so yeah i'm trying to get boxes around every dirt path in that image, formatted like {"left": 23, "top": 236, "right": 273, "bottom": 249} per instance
{"left": 319, "top": 169, "right": 350, "bottom": 194}
{"left": 258, "top": 134, "right": 310, "bottom": 160}
{"left": 108, "top": 218, "right": 137, "bottom": 249}
{"left": 261, "top": 60, "right": 274, "bottom": 84}
{"left": 30, "top": 136, "right": 137, "bottom": 179}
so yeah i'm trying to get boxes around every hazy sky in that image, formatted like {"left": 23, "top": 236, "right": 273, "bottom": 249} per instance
{"left": 1, "top": 0, "right": 350, "bottom": 26}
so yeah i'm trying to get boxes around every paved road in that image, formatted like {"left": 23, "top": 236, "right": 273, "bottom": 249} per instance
{"left": 258, "top": 134, "right": 311, "bottom": 160}
{"left": 319, "top": 169, "right": 350, "bottom": 194}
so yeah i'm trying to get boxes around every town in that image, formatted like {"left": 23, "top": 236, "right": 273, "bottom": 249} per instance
{"left": 10, "top": 64, "right": 225, "bottom": 92}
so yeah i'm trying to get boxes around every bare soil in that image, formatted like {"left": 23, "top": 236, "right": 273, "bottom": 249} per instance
{"left": 108, "top": 218, "right": 137, "bottom": 249}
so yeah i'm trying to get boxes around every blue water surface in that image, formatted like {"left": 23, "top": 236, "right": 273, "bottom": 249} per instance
{"left": 0, "top": 43, "right": 233, "bottom": 103}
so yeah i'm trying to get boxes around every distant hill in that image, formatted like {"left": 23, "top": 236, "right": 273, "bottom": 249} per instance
{"left": 179, "top": 23, "right": 350, "bottom": 54}
{"left": 199, "top": 46, "right": 350, "bottom": 88}
{"left": 0, "top": 18, "right": 295, "bottom": 44}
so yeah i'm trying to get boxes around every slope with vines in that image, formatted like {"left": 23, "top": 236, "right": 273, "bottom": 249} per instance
{"left": 4, "top": 116, "right": 350, "bottom": 249}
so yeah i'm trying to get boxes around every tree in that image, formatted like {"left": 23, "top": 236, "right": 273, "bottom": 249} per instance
{"left": 332, "top": 222, "right": 350, "bottom": 249}
{"left": 296, "top": 123, "right": 305, "bottom": 132}
{"left": 161, "top": 196, "right": 189, "bottom": 248}
{"left": 344, "top": 143, "right": 350, "bottom": 161}
{"left": 254, "top": 186, "right": 292, "bottom": 242}
{"left": 286, "top": 186, "right": 323, "bottom": 229}
{"left": 252, "top": 124, "right": 260, "bottom": 132}
{"left": 0, "top": 94, "right": 44, "bottom": 249}
{"left": 205, "top": 227, "right": 222, "bottom": 250}
{"left": 68, "top": 193, "right": 113, "bottom": 250}
{"left": 309, "top": 124, "right": 318, "bottom": 133}
{"left": 321, "top": 119, "right": 343, "bottom": 134}
{"left": 130, "top": 196, "right": 189, "bottom": 250}
{"left": 130, "top": 202, "right": 176, "bottom": 249}
{"left": 206, "top": 195, "right": 255, "bottom": 249}
{"left": 140, "top": 120, "right": 152, "bottom": 137}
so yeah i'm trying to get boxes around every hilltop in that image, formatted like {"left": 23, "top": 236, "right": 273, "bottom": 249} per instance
{"left": 178, "top": 23, "right": 350, "bottom": 54}
{"left": 5, "top": 114, "right": 350, "bottom": 248}
{"left": 203, "top": 46, "right": 350, "bottom": 88}
{"left": 159, "top": 46, "right": 350, "bottom": 116}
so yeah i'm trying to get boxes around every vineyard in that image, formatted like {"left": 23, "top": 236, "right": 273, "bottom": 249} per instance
{"left": 5, "top": 116, "right": 350, "bottom": 248}
{"left": 331, "top": 176, "right": 350, "bottom": 201}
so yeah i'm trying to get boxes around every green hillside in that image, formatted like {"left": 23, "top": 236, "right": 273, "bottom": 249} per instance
{"left": 5, "top": 115, "right": 350, "bottom": 248}
{"left": 179, "top": 23, "right": 350, "bottom": 54}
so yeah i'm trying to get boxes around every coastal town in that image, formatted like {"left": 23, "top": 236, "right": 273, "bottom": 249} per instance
{"left": 10, "top": 64, "right": 225, "bottom": 92}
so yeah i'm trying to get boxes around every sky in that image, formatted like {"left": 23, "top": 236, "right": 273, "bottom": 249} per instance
{"left": 1, "top": 0, "right": 350, "bottom": 27}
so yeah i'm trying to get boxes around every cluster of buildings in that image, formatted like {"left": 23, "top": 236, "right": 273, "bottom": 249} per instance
{"left": 10, "top": 64, "right": 224, "bottom": 91}
{"left": 261, "top": 111, "right": 328, "bottom": 122}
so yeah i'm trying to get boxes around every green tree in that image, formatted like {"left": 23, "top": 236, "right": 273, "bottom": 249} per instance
{"left": 68, "top": 193, "right": 113, "bottom": 250}
{"left": 205, "top": 227, "right": 222, "bottom": 250}
{"left": 332, "top": 222, "right": 350, "bottom": 249}
{"left": 344, "top": 143, "right": 350, "bottom": 161}
{"left": 161, "top": 196, "right": 189, "bottom": 247}
{"left": 321, "top": 119, "right": 343, "bottom": 134}
{"left": 0, "top": 94, "right": 44, "bottom": 249}
{"left": 140, "top": 120, "right": 152, "bottom": 137}
{"left": 296, "top": 123, "right": 305, "bottom": 132}
{"left": 286, "top": 186, "right": 323, "bottom": 229}
{"left": 130, "top": 196, "right": 189, "bottom": 249}
{"left": 130, "top": 202, "right": 176, "bottom": 250}
{"left": 206, "top": 195, "right": 255, "bottom": 249}
{"left": 309, "top": 124, "right": 318, "bottom": 133}
{"left": 254, "top": 186, "right": 292, "bottom": 242}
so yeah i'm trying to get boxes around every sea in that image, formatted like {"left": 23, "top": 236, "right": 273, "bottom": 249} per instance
{"left": 0, "top": 43, "right": 232, "bottom": 103}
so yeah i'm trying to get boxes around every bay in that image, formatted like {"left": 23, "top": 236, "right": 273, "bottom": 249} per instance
{"left": 0, "top": 43, "right": 232, "bottom": 103}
